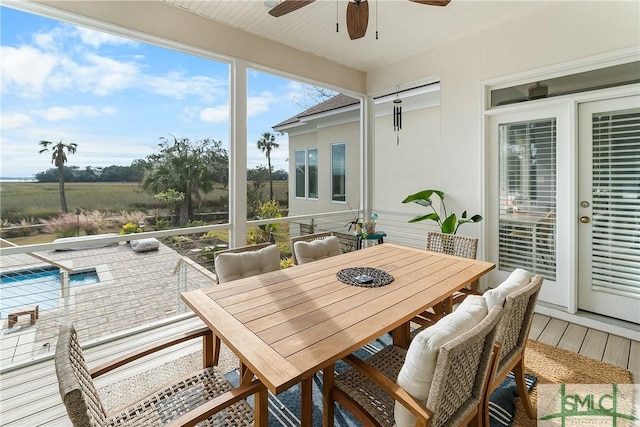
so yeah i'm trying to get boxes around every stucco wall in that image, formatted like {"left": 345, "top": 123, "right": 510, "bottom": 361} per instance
{"left": 366, "top": 1, "right": 640, "bottom": 249}
{"left": 288, "top": 121, "right": 360, "bottom": 216}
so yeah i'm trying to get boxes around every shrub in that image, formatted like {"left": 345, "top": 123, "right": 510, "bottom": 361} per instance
{"left": 120, "top": 210, "right": 147, "bottom": 227}
{"left": 40, "top": 213, "right": 79, "bottom": 238}
{"left": 81, "top": 210, "right": 108, "bottom": 235}
{"left": 120, "top": 222, "right": 143, "bottom": 235}
{"left": 280, "top": 257, "right": 294, "bottom": 269}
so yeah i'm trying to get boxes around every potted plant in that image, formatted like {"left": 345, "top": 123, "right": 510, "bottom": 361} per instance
{"left": 402, "top": 189, "right": 482, "bottom": 234}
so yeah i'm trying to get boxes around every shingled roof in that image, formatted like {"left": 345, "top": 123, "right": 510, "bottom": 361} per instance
{"left": 273, "top": 93, "right": 360, "bottom": 129}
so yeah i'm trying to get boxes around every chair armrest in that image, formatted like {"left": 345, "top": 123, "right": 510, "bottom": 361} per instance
{"left": 343, "top": 353, "right": 433, "bottom": 424}
{"left": 164, "top": 378, "right": 266, "bottom": 427}
{"left": 90, "top": 326, "right": 212, "bottom": 378}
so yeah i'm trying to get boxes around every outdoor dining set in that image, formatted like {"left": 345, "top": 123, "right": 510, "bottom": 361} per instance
{"left": 54, "top": 232, "right": 542, "bottom": 427}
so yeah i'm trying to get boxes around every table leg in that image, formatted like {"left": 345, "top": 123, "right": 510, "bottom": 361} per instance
{"left": 301, "top": 377, "right": 313, "bottom": 426}
{"left": 202, "top": 332, "right": 220, "bottom": 368}
{"left": 391, "top": 322, "right": 411, "bottom": 349}
{"left": 322, "top": 366, "right": 335, "bottom": 427}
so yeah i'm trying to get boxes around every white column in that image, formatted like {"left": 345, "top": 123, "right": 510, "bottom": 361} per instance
{"left": 230, "top": 60, "right": 248, "bottom": 248}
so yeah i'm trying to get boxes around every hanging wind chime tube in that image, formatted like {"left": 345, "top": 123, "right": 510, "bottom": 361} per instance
{"left": 393, "top": 90, "right": 402, "bottom": 146}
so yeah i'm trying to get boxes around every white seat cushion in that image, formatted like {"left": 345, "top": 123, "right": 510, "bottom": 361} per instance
{"left": 394, "top": 295, "right": 488, "bottom": 427}
{"left": 294, "top": 236, "right": 341, "bottom": 265}
{"left": 483, "top": 268, "right": 532, "bottom": 310}
{"left": 130, "top": 238, "right": 160, "bottom": 252}
{"left": 215, "top": 245, "right": 280, "bottom": 283}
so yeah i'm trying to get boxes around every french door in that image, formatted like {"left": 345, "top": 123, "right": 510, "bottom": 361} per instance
{"left": 578, "top": 96, "right": 640, "bottom": 324}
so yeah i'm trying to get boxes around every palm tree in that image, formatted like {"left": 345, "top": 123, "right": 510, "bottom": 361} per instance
{"left": 140, "top": 136, "right": 228, "bottom": 226}
{"left": 256, "top": 132, "right": 279, "bottom": 201}
{"left": 39, "top": 140, "right": 77, "bottom": 213}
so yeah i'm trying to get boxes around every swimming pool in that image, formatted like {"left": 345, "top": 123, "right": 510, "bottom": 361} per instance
{"left": 0, "top": 266, "right": 99, "bottom": 319}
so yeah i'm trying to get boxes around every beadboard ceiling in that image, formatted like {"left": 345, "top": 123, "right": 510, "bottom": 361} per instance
{"left": 159, "top": 0, "right": 553, "bottom": 72}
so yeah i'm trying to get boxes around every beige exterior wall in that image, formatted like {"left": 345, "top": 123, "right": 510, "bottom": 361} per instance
{"left": 288, "top": 121, "right": 360, "bottom": 217}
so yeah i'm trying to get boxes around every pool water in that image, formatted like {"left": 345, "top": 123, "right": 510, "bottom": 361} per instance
{"left": 0, "top": 266, "right": 99, "bottom": 319}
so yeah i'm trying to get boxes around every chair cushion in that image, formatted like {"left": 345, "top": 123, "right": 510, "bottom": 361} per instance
{"left": 215, "top": 244, "right": 280, "bottom": 283}
{"left": 483, "top": 268, "right": 531, "bottom": 310}
{"left": 130, "top": 238, "right": 160, "bottom": 252}
{"left": 294, "top": 236, "right": 341, "bottom": 265}
{"left": 394, "top": 295, "right": 488, "bottom": 427}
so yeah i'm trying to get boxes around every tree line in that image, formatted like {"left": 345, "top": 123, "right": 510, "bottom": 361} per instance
{"left": 36, "top": 134, "right": 288, "bottom": 224}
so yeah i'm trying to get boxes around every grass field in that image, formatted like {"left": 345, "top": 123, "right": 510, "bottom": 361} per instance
{"left": 0, "top": 181, "right": 288, "bottom": 222}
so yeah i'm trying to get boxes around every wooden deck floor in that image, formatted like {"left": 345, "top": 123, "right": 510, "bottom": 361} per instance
{"left": 529, "top": 313, "right": 639, "bottom": 378}
{"left": 0, "top": 313, "right": 638, "bottom": 426}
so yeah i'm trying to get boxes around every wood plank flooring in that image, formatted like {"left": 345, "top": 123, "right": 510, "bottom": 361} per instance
{"left": 529, "top": 313, "right": 639, "bottom": 378}
{"left": 0, "top": 313, "right": 637, "bottom": 426}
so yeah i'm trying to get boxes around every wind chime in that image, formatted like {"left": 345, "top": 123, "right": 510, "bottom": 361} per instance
{"left": 393, "top": 86, "right": 402, "bottom": 145}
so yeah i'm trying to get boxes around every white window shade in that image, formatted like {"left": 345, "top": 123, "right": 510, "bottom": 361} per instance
{"left": 591, "top": 110, "right": 640, "bottom": 293}
{"left": 498, "top": 118, "right": 557, "bottom": 280}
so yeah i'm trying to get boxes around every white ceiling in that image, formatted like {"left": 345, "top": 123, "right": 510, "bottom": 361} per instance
{"left": 159, "top": 0, "right": 554, "bottom": 72}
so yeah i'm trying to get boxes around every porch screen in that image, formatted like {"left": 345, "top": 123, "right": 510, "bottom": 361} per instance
{"left": 591, "top": 109, "right": 640, "bottom": 294}
{"left": 498, "top": 118, "right": 557, "bottom": 280}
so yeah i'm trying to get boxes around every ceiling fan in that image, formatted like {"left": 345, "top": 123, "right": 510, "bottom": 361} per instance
{"left": 268, "top": 0, "right": 451, "bottom": 40}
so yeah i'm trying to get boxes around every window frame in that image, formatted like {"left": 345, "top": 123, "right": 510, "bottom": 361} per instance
{"left": 294, "top": 147, "right": 318, "bottom": 200}
{"left": 330, "top": 142, "right": 347, "bottom": 204}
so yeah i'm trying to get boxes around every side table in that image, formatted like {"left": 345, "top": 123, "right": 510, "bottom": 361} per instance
{"left": 356, "top": 231, "right": 387, "bottom": 250}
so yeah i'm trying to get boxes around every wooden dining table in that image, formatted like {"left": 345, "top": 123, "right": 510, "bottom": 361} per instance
{"left": 181, "top": 242, "right": 495, "bottom": 426}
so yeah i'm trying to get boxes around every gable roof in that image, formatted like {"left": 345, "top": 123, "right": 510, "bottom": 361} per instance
{"left": 273, "top": 94, "right": 360, "bottom": 129}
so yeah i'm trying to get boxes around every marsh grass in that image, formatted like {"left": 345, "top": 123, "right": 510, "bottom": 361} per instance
{"left": 0, "top": 181, "right": 288, "bottom": 222}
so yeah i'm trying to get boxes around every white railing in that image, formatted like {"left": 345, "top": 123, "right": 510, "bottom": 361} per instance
{"left": 0, "top": 211, "right": 357, "bottom": 370}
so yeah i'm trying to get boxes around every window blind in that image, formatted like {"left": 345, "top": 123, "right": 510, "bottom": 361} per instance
{"left": 498, "top": 118, "right": 557, "bottom": 280}
{"left": 591, "top": 109, "right": 640, "bottom": 294}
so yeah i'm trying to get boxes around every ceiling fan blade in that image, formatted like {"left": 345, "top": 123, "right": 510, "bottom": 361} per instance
{"left": 346, "top": 0, "right": 369, "bottom": 40}
{"left": 409, "top": 0, "right": 451, "bottom": 6}
{"left": 269, "top": 0, "right": 315, "bottom": 17}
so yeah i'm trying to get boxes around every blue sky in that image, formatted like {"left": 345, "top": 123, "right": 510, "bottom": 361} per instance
{"left": 0, "top": 6, "right": 321, "bottom": 178}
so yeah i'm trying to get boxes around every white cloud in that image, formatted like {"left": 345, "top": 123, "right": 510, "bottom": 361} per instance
{"left": 76, "top": 27, "right": 138, "bottom": 48}
{"left": 200, "top": 105, "right": 228, "bottom": 123}
{"left": 36, "top": 105, "right": 117, "bottom": 121}
{"left": 0, "top": 45, "right": 59, "bottom": 97}
{"left": 1, "top": 112, "right": 33, "bottom": 129}
{"left": 74, "top": 53, "right": 140, "bottom": 96}
{"left": 147, "top": 72, "right": 226, "bottom": 101}
{"left": 248, "top": 92, "right": 278, "bottom": 117}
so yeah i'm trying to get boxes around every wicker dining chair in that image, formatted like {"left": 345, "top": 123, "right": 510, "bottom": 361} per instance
{"left": 213, "top": 242, "right": 280, "bottom": 283}
{"left": 324, "top": 299, "right": 503, "bottom": 427}
{"left": 482, "top": 273, "right": 544, "bottom": 426}
{"left": 55, "top": 324, "right": 267, "bottom": 427}
{"left": 413, "top": 232, "right": 481, "bottom": 328}
{"left": 290, "top": 232, "right": 340, "bottom": 265}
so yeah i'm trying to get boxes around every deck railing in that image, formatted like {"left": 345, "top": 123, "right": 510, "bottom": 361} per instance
{"left": 0, "top": 211, "right": 358, "bottom": 370}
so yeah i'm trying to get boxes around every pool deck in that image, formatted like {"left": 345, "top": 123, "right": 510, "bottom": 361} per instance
{"left": 0, "top": 240, "right": 214, "bottom": 365}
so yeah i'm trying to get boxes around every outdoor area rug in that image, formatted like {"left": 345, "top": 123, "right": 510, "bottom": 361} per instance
{"left": 512, "top": 339, "right": 634, "bottom": 427}
{"left": 226, "top": 335, "right": 536, "bottom": 427}
{"left": 99, "top": 337, "right": 632, "bottom": 427}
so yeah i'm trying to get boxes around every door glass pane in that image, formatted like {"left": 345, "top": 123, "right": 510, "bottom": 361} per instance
{"left": 331, "top": 143, "right": 346, "bottom": 202}
{"left": 295, "top": 150, "right": 305, "bottom": 198}
{"left": 591, "top": 108, "right": 640, "bottom": 294}
{"left": 308, "top": 148, "right": 318, "bottom": 199}
{"left": 498, "top": 118, "right": 557, "bottom": 279}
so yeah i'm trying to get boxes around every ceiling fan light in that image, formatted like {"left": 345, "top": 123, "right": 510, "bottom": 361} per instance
{"left": 264, "top": 0, "right": 280, "bottom": 9}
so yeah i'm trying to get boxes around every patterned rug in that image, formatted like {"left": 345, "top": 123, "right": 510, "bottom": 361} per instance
{"left": 99, "top": 338, "right": 633, "bottom": 426}
{"left": 226, "top": 336, "right": 535, "bottom": 427}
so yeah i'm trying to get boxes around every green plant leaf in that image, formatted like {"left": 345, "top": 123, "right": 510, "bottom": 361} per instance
{"left": 458, "top": 214, "right": 483, "bottom": 224}
{"left": 408, "top": 213, "right": 440, "bottom": 223}
{"left": 441, "top": 214, "right": 457, "bottom": 233}
{"left": 402, "top": 190, "right": 434, "bottom": 205}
